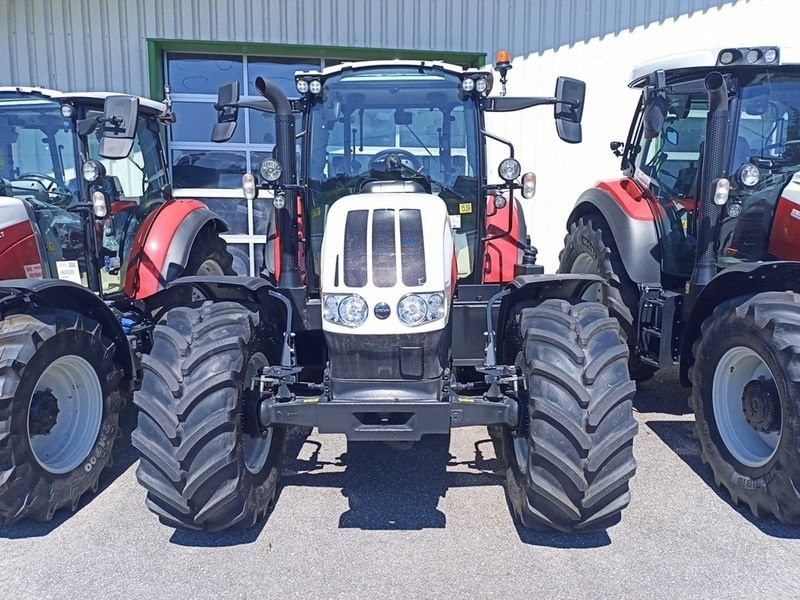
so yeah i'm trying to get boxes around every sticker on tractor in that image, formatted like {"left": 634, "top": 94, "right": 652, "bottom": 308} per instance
{"left": 55, "top": 260, "right": 82, "bottom": 284}
{"left": 449, "top": 214, "right": 462, "bottom": 229}
{"left": 23, "top": 263, "right": 43, "bottom": 279}
{"left": 46, "top": 240, "right": 56, "bottom": 252}
{"left": 791, "top": 208, "right": 800, "bottom": 221}
{"left": 459, "top": 202, "right": 472, "bottom": 214}
{"left": 311, "top": 207, "right": 321, "bottom": 218}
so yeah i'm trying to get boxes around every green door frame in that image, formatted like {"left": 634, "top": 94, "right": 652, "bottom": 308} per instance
{"left": 147, "top": 38, "right": 486, "bottom": 100}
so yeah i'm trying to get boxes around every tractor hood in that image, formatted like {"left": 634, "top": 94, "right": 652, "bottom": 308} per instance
{"left": 320, "top": 191, "right": 455, "bottom": 336}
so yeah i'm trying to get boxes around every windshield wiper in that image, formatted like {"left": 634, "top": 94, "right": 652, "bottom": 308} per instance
{"left": 396, "top": 162, "right": 465, "bottom": 201}
{"left": 403, "top": 124, "right": 435, "bottom": 159}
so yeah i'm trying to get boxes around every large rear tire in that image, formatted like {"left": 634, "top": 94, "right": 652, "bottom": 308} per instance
{"left": 690, "top": 291, "right": 800, "bottom": 524}
{"left": 0, "top": 311, "right": 123, "bottom": 523}
{"left": 498, "top": 299, "right": 638, "bottom": 532}
{"left": 183, "top": 227, "right": 235, "bottom": 277}
{"left": 559, "top": 216, "right": 656, "bottom": 382}
{"left": 133, "top": 301, "right": 285, "bottom": 531}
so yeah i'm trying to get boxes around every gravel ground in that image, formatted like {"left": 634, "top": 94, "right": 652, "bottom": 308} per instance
{"left": 1, "top": 367, "right": 798, "bottom": 600}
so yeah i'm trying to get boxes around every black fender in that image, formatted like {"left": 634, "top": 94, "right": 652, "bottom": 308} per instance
{"left": 679, "top": 261, "right": 800, "bottom": 386}
{"left": 567, "top": 187, "right": 661, "bottom": 284}
{"left": 495, "top": 273, "right": 608, "bottom": 363}
{"left": 0, "top": 279, "right": 135, "bottom": 380}
{"left": 160, "top": 207, "right": 228, "bottom": 282}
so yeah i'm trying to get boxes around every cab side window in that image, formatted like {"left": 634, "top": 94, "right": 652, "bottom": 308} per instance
{"left": 637, "top": 92, "right": 708, "bottom": 203}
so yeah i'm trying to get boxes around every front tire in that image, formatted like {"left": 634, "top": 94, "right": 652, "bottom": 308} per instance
{"left": 559, "top": 216, "right": 656, "bottom": 382}
{"left": 133, "top": 301, "right": 285, "bottom": 531}
{"left": 498, "top": 299, "right": 638, "bottom": 532}
{"left": 0, "top": 311, "right": 122, "bottom": 523}
{"left": 690, "top": 291, "right": 800, "bottom": 524}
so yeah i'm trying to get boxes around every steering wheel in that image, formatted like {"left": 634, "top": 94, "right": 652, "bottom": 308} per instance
{"left": 16, "top": 173, "right": 72, "bottom": 200}
{"left": 370, "top": 149, "right": 423, "bottom": 173}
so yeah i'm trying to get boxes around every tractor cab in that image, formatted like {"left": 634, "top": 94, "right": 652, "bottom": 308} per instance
{"left": 619, "top": 47, "right": 800, "bottom": 277}
{"left": 212, "top": 58, "right": 584, "bottom": 291}
{"left": 0, "top": 87, "right": 172, "bottom": 295}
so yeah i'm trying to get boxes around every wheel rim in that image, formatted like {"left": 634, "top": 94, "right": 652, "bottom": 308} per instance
{"left": 712, "top": 346, "right": 782, "bottom": 468}
{"left": 242, "top": 352, "right": 273, "bottom": 474}
{"left": 571, "top": 252, "right": 603, "bottom": 302}
{"left": 197, "top": 258, "right": 225, "bottom": 276}
{"left": 27, "top": 355, "right": 103, "bottom": 474}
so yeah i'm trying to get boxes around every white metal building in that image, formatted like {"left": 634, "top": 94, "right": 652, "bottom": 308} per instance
{"left": 0, "top": 0, "right": 791, "bottom": 272}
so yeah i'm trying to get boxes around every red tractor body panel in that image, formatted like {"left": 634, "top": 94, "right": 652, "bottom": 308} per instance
{"left": 769, "top": 195, "right": 800, "bottom": 261}
{"left": 123, "top": 199, "right": 210, "bottom": 299}
{"left": 595, "top": 178, "right": 656, "bottom": 221}
{"left": 483, "top": 195, "right": 524, "bottom": 283}
{"left": 0, "top": 197, "right": 44, "bottom": 280}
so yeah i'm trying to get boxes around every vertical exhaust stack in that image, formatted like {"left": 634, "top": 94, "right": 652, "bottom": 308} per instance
{"left": 255, "top": 76, "right": 302, "bottom": 287}
{"left": 691, "top": 71, "right": 729, "bottom": 290}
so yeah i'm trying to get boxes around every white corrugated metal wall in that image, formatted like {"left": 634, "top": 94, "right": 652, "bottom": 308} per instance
{"left": 0, "top": 0, "right": 791, "bottom": 268}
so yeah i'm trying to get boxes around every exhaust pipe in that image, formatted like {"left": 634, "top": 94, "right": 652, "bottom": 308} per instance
{"left": 255, "top": 76, "right": 302, "bottom": 288}
{"left": 690, "top": 71, "right": 729, "bottom": 292}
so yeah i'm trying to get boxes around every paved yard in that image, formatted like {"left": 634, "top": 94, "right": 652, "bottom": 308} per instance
{"left": 1, "top": 368, "right": 798, "bottom": 599}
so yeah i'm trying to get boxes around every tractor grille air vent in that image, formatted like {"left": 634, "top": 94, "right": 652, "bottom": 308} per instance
{"left": 372, "top": 209, "right": 397, "bottom": 287}
{"left": 400, "top": 209, "right": 426, "bottom": 287}
{"left": 344, "top": 210, "right": 368, "bottom": 287}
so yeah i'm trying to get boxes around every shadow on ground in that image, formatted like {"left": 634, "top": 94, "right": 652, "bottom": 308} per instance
{"left": 647, "top": 419, "right": 800, "bottom": 539}
{"left": 0, "top": 406, "right": 140, "bottom": 539}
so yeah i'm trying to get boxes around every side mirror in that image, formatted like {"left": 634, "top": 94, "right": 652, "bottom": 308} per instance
{"left": 554, "top": 76, "right": 585, "bottom": 144}
{"left": 642, "top": 95, "right": 667, "bottom": 140}
{"left": 665, "top": 126, "right": 679, "bottom": 146}
{"left": 211, "top": 81, "right": 241, "bottom": 143}
{"left": 98, "top": 96, "right": 139, "bottom": 159}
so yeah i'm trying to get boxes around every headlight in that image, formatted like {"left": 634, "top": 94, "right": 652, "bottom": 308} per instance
{"left": 738, "top": 163, "right": 760, "bottom": 187}
{"left": 259, "top": 158, "right": 282, "bottom": 182}
{"left": 764, "top": 48, "right": 778, "bottom": 64}
{"left": 498, "top": 158, "right": 521, "bottom": 182}
{"left": 296, "top": 79, "right": 309, "bottom": 94}
{"left": 309, "top": 79, "right": 322, "bottom": 95}
{"left": 461, "top": 77, "right": 475, "bottom": 93}
{"left": 82, "top": 159, "right": 105, "bottom": 183}
{"left": 323, "top": 294, "right": 368, "bottom": 327}
{"left": 475, "top": 77, "right": 489, "bottom": 94}
{"left": 398, "top": 292, "right": 446, "bottom": 326}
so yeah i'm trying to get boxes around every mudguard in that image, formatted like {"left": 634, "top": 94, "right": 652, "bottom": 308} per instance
{"left": 484, "top": 195, "right": 527, "bottom": 284}
{"left": 123, "top": 199, "right": 228, "bottom": 300}
{"left": 0, "top": 279, "right": 134, "bottom": 380}
{"left": 495, "top": 273, "right": 608, "bottom": 362}
{"left": 679, "top": 261, "right": 800, "bottom": 386}
{"left": 567, "top": 181, "right": 662, "bottom": 285}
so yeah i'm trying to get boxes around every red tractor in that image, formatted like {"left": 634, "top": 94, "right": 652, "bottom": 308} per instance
{"left": 133, "top": 55, "right": 639, "bottom": 533}
{"left": 560, "top": 46, "right": 800, "bottom": 523}
{"left": 0, "top": 88, "right": 233, "bottom": 522}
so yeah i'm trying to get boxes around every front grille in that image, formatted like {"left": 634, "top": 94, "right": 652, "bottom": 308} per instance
{"left": 372, "top": 209, "right": 396, "bottom": 287}
{"left": 399, "top": 208, "right": 426, "bottom": 287}
{"left": 343, "top": 209, "right": 368, "bottom": 287}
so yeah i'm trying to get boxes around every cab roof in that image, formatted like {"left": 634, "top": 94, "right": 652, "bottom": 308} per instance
{"left": 0, "top": 86, "right": 166, "bottom": 114}
{"left": 296, "top": 59, "right": 488, "bottom": 79}
{"left": 629, "top": 46, "right": 800, "bottom": 87}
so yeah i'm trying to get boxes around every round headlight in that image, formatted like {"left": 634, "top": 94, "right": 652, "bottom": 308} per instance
{"left": 746, "top": 49, "right": 760, "bottom": 64}
{"left": 738, "top": 162, "right": 760, "bottom": 187}
{"left": 273, "top": 191, "right": 286, "bottom": 210}
{"left": 60, "top": 104, "right": 75, "bottom": 119}
{"left": 81, "top": 159, "right": 105, "bottom": 183}
{"left": 475, "top": 77, "right": 489, "bottom": 94}
{"left": 461, "top": 77, "right": 475, "bottom": 93}
{"left": 338, "top": 295, "right": 368, "bottom": 327}
{"left": 323, "top": 295, "right": 340, "bottom": 322}
{"left": 309, "top": 79, "right": 322, "bottom": 95}
{"left": 259, "top": 158, "right": 283, "bottom": 182}
{"left": 426, "top": 293, "right": 445, "bottom": 320}
{"left": 398, "top": 294, "right": 427, "bottom": 325}
{"left": 498, "top": 158, "right": 521, "bottom": 182}
{"left": 719, "top": 50, "right": 734, "bottom": 65}
{"left": 764, "top": 48, "right": 778, "bottom": 64}
{"left": 296, "top": 79, "right": 309, "bottom": 94}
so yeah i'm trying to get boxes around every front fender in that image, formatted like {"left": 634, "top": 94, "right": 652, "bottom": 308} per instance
{"left": 679, "top": 261, "right": 800, "bottom": 386}
{"left": 567, "top": 182, "right": 661, "bottom": 285}
{"left": 0, "top": 279, "right": 135, "bottom": 380}
{"left": 124, "top": 199, "right": 228, "bottom": 300}
{"left": 495, "top": 273, "right": 607, "bottom": 362}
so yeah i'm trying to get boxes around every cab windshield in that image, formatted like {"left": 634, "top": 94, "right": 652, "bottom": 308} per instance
{"left": 0, "top": 92, "right": 78, "bottom": 207}
{"left": 305, "top": 66, "right": 481, "bottom": 280}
